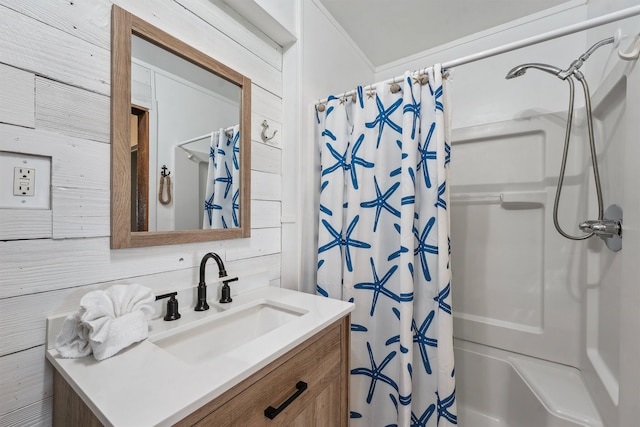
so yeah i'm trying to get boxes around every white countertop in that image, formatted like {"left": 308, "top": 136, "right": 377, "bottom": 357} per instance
{"left": 46, "top": 286, "right": 354, "bottom": 426}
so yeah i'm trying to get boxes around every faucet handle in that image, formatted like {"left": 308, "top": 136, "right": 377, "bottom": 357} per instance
{"left": 219, "top": 277, "right": 238, "bottom": 304}
{"left": 223, "top": 277, "right": 238, "bottom": 285}
{"left": 156, "top": 292, "right": 181, "bottom": 321}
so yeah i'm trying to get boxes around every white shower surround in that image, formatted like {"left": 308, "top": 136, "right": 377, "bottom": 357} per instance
{"left": 368, "top": 1, "right": 640, "bottom": 426}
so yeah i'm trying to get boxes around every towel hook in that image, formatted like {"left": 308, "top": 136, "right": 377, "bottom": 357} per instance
{"left": 261, "top": 120, "right": 278, "bottom": 143}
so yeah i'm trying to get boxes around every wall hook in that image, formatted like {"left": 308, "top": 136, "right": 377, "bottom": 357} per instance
{"left": 261, "top": 120, "right": 278, "bottom": 143}
{"left": 618, "top": 32, "right": 640, "bottom": 60}
{"left": 159, "top": 165, "right": 172, "bottom": 206}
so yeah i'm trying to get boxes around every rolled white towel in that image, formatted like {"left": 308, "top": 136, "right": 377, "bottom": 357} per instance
{"left": 90, "top": 310, "right": 150, "bottom": 361}
{"left": 55, "top": 284, "right": 155, "bottom": 361}
{"left": 55, "top": 311, "right": 92, "bottom": 359}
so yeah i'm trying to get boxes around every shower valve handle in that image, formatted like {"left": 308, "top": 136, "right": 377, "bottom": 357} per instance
{"left": 579, "top": 219, "right": 621, "bottom": 238}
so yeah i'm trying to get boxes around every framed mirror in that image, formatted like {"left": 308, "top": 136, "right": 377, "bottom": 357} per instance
{"left": 111, "top": 6, "right": 251, "bottom": 249}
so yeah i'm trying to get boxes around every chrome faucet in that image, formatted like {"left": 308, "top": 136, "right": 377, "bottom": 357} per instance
{"left": 195, "top": 252, "right": 228, "bottom": 311}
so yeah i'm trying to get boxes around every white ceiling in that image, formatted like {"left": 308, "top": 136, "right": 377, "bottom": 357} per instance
{"left": 317, "top": 0, "right": 573, "bottom": 67}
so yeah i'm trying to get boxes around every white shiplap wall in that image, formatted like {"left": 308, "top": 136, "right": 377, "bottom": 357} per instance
{"left": 0, "top": 0, "right": 284, "bottom": 425}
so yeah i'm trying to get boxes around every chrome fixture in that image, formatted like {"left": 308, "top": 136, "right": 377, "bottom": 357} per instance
{"left": 505, "top": 37, "right": 618, "bottom": 247}
{"left": 579, "top": 204, "right": 622, "bottom": 252}
{"left": 196, "top": 252, "right": 228, "bottom": 311}
{"left": 505, "top": 63, "right": 563, "bottom": 79}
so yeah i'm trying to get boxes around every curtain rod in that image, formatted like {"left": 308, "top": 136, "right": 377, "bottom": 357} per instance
{"left": 316, "top": 4, "right": 640, "bottom": 106}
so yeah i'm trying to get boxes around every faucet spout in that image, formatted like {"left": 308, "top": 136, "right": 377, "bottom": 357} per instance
{"left": 195, "top": 252, "right": 228, "bottom": 311}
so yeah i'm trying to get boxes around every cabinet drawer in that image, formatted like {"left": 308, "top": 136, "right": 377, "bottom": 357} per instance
{"left": 194, "top": 322, "right": 343, "bottom": 426}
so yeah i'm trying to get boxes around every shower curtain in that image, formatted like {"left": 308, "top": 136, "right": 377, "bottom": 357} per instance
{"left": 316, "top": 65, "right": 456, "bottom": 426}
{"left": 203, "top": 125, "right": 240, "bottom": 229}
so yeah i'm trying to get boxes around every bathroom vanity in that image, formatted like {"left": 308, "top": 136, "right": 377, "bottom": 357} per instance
{"left": 46, "top": 287, "right": 353, "bottom": 426}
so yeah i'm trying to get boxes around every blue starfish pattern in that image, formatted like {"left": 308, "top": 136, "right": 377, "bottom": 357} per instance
{"left": 342, "top": 215, "right": 372, "bottom": 272}
{"left": 436, "top": 182, "right": 447, "bottom": 210}
{"left": 412, "top": 403, "right": 436, "bottom": 427}
{"left": 437, "top": 390, "right": 457, "bottom": 424}
{"left": 351, "top": 342, "right": 399, "bottom": 404}
{"left": 322, "top": 142, "right": 349, "bottom": 177}
{"left": 366, "top": 95, "right": 403, "bottom": 148}
{"left": 360, "top": 176, "right": 401, "bottom": 232}
{"left": 318, "top": 219, "right": 341, "bottom": 255}
{"left": 350, "top": 133, "right": 374, "bottom": 189}
{"left": 232, "top": 131, "right": 240, "bottom": 170}
{"left": 215, "top": 162, "right": 233, "bottom": 198}
{"left": 417, "top": 122, "right": 436, "bottom": 188}
{"left": 413, "top": 216, "right": 438, "bottom": 282}
{"left": 434, "top": 283, "right": 452, "bottom": 315}
{"left": 413, "top": 310, "right": 437, "bottom": 374}
{"left": 354, "top": 257, "right": 412, "bottom": 316}
{"left": 403, "top": 76, "right": 421, "bottom": 139}
{"left": 203, "top": 192, "right": 222, "bottom": 226}
{"left": 231, "top": 189, "right": 239, "bottom": 227}
{"left": 429, "top": 81, "right": 444, "bottom": 112}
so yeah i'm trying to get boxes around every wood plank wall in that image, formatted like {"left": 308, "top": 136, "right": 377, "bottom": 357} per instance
{"left": 0, "top": 0, "right": 284, "bottom": 424}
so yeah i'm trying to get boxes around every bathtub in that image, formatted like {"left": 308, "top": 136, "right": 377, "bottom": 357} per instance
{"left": 454, "top": 339, "right": 603, "bottom": 427}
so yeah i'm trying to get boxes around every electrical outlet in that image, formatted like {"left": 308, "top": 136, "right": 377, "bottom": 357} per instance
{"left": 14, "top": 167, "right": 35, "bottom": 196}
{"left": 0, "top": 151, "right": 51, "bottom": 209}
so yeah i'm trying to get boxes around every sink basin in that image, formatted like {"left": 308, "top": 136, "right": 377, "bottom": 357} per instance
{"left": 151, "top": 301, "right": 307, "bottom": 364}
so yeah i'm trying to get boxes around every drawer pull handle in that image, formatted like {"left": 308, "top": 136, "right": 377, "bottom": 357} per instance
{"left": 264, "top": 381, "right": 308, "bottom": 420}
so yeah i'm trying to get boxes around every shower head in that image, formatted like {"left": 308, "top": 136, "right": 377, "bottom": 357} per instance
{"left": 505, "top": 63, "right": 564, "bottom": 80}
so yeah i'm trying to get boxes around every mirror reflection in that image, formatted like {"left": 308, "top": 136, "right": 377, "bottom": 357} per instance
{"left": 131, "top": 36, "right": 242, "bottom": 232}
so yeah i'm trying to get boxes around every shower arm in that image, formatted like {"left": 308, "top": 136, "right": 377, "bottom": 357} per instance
{"left": 557, "top": 36, "right": 615, "bottom": 80}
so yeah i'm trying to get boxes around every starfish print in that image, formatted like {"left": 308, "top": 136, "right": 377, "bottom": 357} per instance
{"left": 413, "top": 216, "right": 438, "bottom": 282}
{"left": 413, "top": 310, "right": 437, "bottom": 374}
{"left": 214, "top": 162, "right": 233, "bottom": 198}
{"left": 321, "top": 141, "right": 349, "bottom": 177}
{"left": 436, "top": 182, "right": 447, "bottom": 210}
{"left": 318, "top": 219, "right": 341, "bottom": 255}
{"left": 351, "top": 342, "right": 399, "bottom": 404}
{"left": 342, "top": 215, "right": 371, "bottom": 272}
{"left": 366, "top": 95, "right": 403, "bottom": 148}
{"left": 434, "top": 283, "right": 452, "bottom": 314}
{"left": 232, "top": 131, "right": 240, "bottom": 170}
{"left": 231, "top": 189, "right": 239, "bottom": 227}
{"left": 203, "top": 192, "right": 222, "bottom": 226}
{"left": 411, "top": 403, "right": 436, "bottom": 427}
{"left": 360, "top": 176, "right": 401, "bottom": 232}
{"left": 403, "top": 76, "right": 421, "bottom": 139}
{"left": 354, "top": 257, "right": 412, "bottom": 316}
{"left": 350, "top": 133, "right": 374, "bottom": 189}
{"left": 417, "top": 122, "right": 436, "bottom": 188}
{"left": 436, "top": 390, "right": 457, "bottom": 424}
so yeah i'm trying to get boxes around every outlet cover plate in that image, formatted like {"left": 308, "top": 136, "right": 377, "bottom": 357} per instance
{"left": 0, "top": 151, "right": 51, "bottom": 209}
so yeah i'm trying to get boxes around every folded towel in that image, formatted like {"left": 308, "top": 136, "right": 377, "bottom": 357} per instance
{"left": 56, "top": 284, "right": 155, "bottom": 361}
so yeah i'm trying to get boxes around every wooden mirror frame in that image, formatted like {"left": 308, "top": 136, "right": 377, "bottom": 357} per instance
{"left": 111, "top": 6, "right": 251, "bottom": 249}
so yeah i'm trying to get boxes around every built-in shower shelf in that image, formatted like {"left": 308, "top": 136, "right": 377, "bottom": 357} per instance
{"left": 451, "top": 190, "right": 546, "bottom": 209}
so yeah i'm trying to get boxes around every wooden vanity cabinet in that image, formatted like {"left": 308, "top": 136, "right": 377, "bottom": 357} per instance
{"left": 177, "top": 316, "right": 350, "bottom": 426}
{"left": 53, "top": 316, "right": 350, "bottom": 426}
